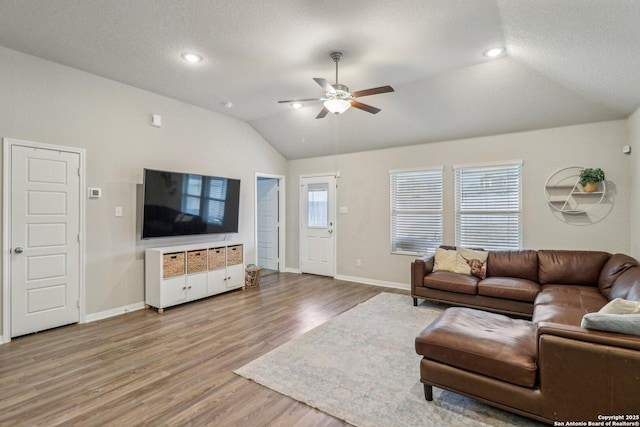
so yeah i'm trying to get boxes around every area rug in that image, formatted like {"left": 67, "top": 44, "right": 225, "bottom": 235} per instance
{"left": 234, "top": 293, "right": 542, "bottom": 427}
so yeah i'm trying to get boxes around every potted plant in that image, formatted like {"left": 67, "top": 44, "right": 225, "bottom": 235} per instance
{"left": 579, "top": 168, "right": 605, "bottom": 192}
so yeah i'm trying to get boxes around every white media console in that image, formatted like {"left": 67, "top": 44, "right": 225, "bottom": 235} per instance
{"left": 145, "top": 241, "right": 244, "bottom": 313}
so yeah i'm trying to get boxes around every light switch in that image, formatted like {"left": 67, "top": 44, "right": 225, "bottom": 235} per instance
{"left": 339, "top": 207, "right": 349, "bottom": 214}
{"left": 115, "top": 207, "right": 122, "bottom": 217}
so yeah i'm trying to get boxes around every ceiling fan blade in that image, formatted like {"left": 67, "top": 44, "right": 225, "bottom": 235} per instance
{"left": 351, "top": 85, "right": 395, "bottom": 98}
{"left": 350, "top": 100, "right": 381, "bottom": 114}
{"left": 278, "top": 98, "right": 322, "bottom": 104}
{"left": 315, "top": 107, "right": 329, "bottom": 119}
{"left": 313, "top": 78, "right": 336, "bottom": 94}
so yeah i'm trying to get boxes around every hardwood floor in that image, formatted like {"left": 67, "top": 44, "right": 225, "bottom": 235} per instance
{"left": 0, "top": 273, "right": 407, "bottom": 426}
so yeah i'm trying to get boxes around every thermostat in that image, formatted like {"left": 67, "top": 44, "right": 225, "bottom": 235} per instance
{"left": 88, "top": 188, "right": 102, "bottom": 198}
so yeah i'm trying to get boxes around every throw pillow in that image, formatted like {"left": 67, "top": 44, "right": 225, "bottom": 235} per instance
{"left": 454, "top": 247, "right": 488, "bottom": 279}
{"left": 581, "top": 298, "right": 640, "bottom": 336}
{"left": 598, "top": 297, "right": 640, "bottom": 314}
{"left": 432, "top": 247, "right": 457, "bottom": 273}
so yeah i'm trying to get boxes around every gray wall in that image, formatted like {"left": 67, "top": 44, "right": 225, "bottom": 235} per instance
{"left": 288, "top": 120, "right": 631, "bottom": 287}
{"left": 0, "top": 47, "right": 287, "bottom": 326}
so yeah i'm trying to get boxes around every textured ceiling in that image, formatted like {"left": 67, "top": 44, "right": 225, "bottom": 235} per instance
{"left": 0, "top": 0, "right": 637, "bottom": 159}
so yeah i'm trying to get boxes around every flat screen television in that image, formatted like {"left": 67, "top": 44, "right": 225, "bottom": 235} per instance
{"left": 142, "top": 168, "right": 241, "bottom": 239}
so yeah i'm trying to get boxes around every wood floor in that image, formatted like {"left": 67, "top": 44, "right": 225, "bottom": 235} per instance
{"left": 0, "top": 273, "right": 407, "bottom": 426}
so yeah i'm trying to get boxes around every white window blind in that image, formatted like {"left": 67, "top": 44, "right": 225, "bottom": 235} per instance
{"left": 390, "top": 169, "right": 443, "bottom": 255}
{"left": 454, "top": 162, "right": 522, "bottom": 251}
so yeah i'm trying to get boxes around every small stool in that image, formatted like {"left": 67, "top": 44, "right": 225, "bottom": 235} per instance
{"left": 415, "top": 307, "right": 537, "bottom": 400}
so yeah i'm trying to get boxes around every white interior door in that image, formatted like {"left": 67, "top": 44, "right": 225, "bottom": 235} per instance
{"left": 257, "top": 177, "right": 279, "bottom": 270}
{"left": 300, "top": 175, "right": 335, "bottom": 277}
{"left": 10, "top": 144, "right": 81, "bottom": 337}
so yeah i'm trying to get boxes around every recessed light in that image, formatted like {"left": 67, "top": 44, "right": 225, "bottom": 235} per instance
{"left": 291, "top": 103, "right": 303, "bottom": 109}
{"left": 484, "top": 47, "right": 505, "bottom": 58}
{"left": 181, "top": 53, "right": 202, "bottom": 63}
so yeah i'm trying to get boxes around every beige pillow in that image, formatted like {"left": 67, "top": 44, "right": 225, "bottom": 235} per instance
{"left": 598, "top": 298, "right": 640, "bottom": 314}
{"left": 433, "top": 247, "right": 457, "bottom": 273}
{"left": 455, "top": 247, "right": 488, "bottom": 279}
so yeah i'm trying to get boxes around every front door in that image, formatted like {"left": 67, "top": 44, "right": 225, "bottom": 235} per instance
{"left": 9, "top": 142, "right": 81, "bottom": 337}
{"left": 300, "top": 175, "right": 335, "bottom": 277}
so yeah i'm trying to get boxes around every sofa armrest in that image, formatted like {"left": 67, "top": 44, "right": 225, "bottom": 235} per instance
{"left": 537, "top": 321, "right": 640, "bottom": 351}
{"left": 411, "top": 255, "right": 434, "bottom": 293}
{"left": 537, "top": 322, "right": 640, "bottom": 421}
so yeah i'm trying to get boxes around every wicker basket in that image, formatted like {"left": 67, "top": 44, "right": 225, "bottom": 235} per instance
{"left": 162, "top": 252, "right": 185, "bottom": 278}
{"left": 187, "top": 249, "right": 207, "bottom": 273}
{"left": 227, "top": 245, "right": 243, "bottom": 266}
{"left": 245, "top": 265, "right": 263, "bottom": 287}
{"left": 208, "top": 248, "right": 225, "bottom": 270}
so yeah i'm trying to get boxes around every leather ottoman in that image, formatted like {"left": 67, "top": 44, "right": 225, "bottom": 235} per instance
{"left": 415, "top": 307, "right": 537, "bottom": 400}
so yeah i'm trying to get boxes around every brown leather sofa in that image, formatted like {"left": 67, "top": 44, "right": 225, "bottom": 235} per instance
{"left": 412, "top": 249, "right": 640, "bottom": 424}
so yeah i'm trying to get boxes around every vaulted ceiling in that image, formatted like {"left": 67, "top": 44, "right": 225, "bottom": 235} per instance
{"left": 0, "top": 0, "right": 638, "bottom": 159}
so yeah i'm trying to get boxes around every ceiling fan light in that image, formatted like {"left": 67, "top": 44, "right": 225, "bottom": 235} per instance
{"left": 324, "top": 99, "right": 351, "bottom": 114}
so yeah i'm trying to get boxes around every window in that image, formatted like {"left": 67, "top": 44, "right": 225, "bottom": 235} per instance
{"left": 206, "top": 177, "right": 228, "bottom": 226}
{"left": 390, "top": 168, "right": 443, "bottom": 255}
{"left": 182, "top": 175, "right": 228, "bottom": 225}
{"left": 183, "top": 174, "right": 203, "bottom": 215}
{"left": 454, "top": 161, "right": 522, "bottom": 251}
{"left": 306, "top": 183, "right": 328, "bottom": 227}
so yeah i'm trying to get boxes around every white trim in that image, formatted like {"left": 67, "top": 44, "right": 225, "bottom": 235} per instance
{"left": 388, "top": 166, "right": 444, "bottom": 174}
{"left": 300, "top": 171, "right": 340, "bottom": 179}
{"left": 2, "top": 138, "right": 87, "bottom": 343}
{"left": 453, "top": 159, "right": 523, "bottom": 170}
{"left": 255, "top": 173, "right": 286, "bottom": 273}
{"left": 334, "top": 274, "right": 409, "bottom": 290}
{"left": 285, "top": 267, "right": 302, "bottom": 274}
{"left": 85, "top": 302, "right": 146, "bottom": 323}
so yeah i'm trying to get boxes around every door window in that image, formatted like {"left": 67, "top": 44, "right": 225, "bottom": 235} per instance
{"left": 307, "top": 183, "right": 328, "bottom": 228}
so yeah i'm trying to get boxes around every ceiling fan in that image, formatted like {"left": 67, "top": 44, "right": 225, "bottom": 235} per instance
{"left": 278, "top": 52, "right": 394, "bottom": 119}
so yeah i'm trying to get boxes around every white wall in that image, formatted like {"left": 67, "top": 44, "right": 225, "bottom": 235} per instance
{"left": 0, "top": 47, "right": 287, "bottom": 327}
{"left": 288, "top": 120, "right": 630, "bottom": 288}
{"left": 628, "top": 107, "right": 640, "bottom": 259}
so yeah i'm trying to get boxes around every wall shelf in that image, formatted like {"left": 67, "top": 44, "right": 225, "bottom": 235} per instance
{"left": 544, "top": 166, "right": 606, "bottom": 214}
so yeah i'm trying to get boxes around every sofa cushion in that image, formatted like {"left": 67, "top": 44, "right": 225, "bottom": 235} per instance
{"left": 533, "top": 285, "right": 608, "bottom": 326}
{"left": 432, "top": 247, "right": 457, "bottom": 273}
{"left": 538, "top": 250, "right": 610, "bottom": 286}
{"left": 598, "top": 254, "right": 639, "bottom": 298}
{"left": 486, "top": 250, "right": 538, "bottom": 282}
{"left": 415, "top": 307, "right": 537, "bottom": 388}
{"left": 609, "top": 267, "right": 640, "bottom": 302}
{"left": 478, "top": 277, "right": 540, "bottom": 303}
{"left": 423, "top": 271, "right": 478, "bottom": 295}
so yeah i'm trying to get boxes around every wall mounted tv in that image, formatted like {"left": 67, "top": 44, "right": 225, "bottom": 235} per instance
{"left": 142, "top": 168, "right": 241, "bottom": 239}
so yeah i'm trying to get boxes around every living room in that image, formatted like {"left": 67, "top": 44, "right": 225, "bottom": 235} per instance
{"left": 1, "top": 1, "right": 639, "bottom": 425}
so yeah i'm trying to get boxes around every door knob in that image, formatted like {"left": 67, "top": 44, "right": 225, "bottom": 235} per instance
{"left": 328, "top": 229, "right": 333, "bottom": 234}
{"left": 14, "top": 247, "right": 23, "bottom": 254}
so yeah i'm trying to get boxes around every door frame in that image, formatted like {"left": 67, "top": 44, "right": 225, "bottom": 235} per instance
{"left": 299, "top": 172, "right": 338, "bottom": 277}
{"left": 2, "top": 138, "right": 86, "bottom": 343}
{"left": 254, "top": 173, "right": 285, "bottom": 273}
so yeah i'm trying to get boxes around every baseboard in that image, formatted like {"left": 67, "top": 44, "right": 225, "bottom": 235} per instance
{"left": 285, "top": 267, "right": 302, "bottom": 274}
{"left": 85, "top": 302, "right": 146, "bottom": 323}
{"left": 334, "top": 274, "right": 410, "bottom": 290}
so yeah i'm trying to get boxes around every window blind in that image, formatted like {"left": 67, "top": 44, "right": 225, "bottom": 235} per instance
{"left": 454, "top": 162, "right": 522, "bottom": 251}
{"left": 390, "top": 169, "right": 443, "bottom": 255}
